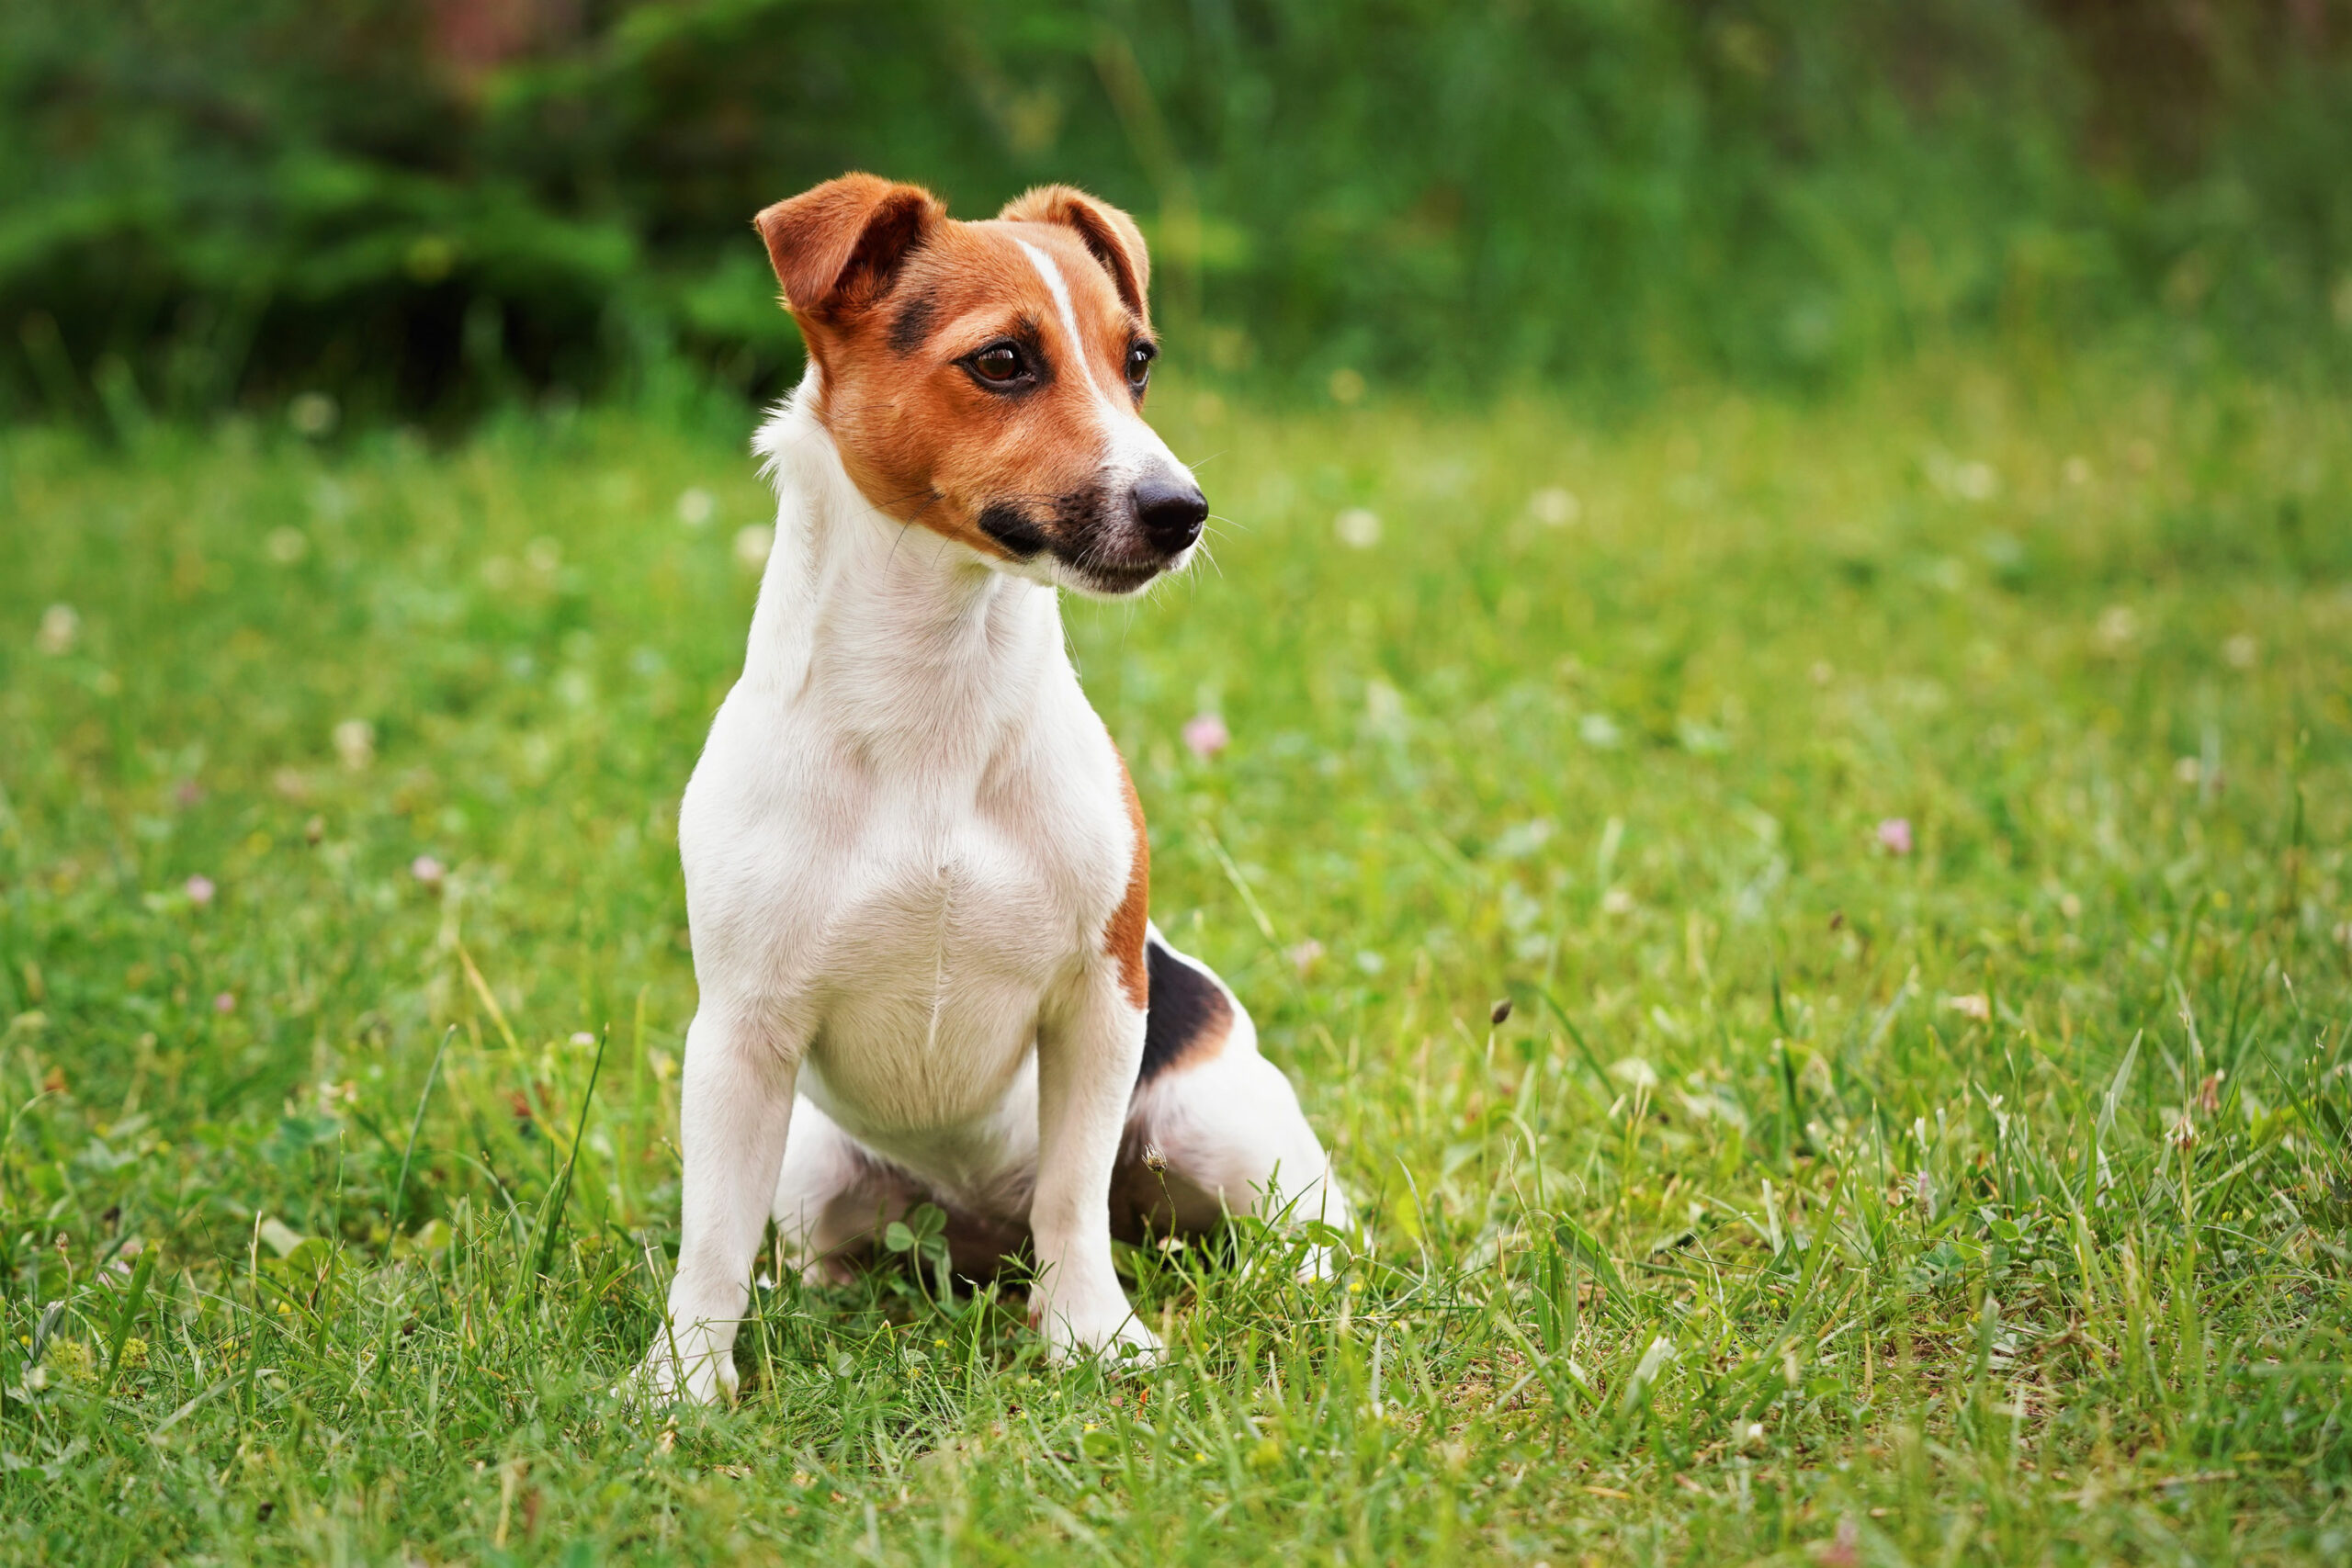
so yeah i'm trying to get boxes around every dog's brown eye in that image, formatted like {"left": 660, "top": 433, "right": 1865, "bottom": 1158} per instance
{"left": 1125, "top": 343, "right": 1157, "bottom": 389}
{"left": 970, "top": 344, "right": 1025, "bottom": 383}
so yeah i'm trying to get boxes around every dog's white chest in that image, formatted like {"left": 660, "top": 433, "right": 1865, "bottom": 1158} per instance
{"left": 683, "top": 651, "right": 1129, "bottom": 1168}
{"left": 801, "top": 791, "right": 1094, "bottom": 1122}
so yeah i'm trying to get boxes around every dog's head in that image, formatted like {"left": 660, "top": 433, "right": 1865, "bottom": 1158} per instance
{"left": 756, "top": 174, "right": 1204, "bottom": 598}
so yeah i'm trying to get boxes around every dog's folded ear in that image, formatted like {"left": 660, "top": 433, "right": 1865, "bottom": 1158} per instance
{"left": 999, "top": 186, "right": 1151, "bottom": 321}
{"left": 755, "top": 175, "right": 946, "bottom": 321}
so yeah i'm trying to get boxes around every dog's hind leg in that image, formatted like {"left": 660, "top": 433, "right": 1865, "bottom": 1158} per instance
{"left": 1116, "top": 930, "right": 1353, "bottom": 1275}
{"left": 771, "top": 1095, "right": 917, "bottom": 1284}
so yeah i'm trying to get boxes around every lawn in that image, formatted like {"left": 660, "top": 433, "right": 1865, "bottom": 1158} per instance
{"left": 3, "top": 353, "right": 2350, "bottom": 1564}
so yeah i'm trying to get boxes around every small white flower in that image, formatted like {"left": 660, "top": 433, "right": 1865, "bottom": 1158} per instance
{"left": 288, "top": 391, "right": 338, "bottom": 437}
{"left": 1608, "top": 1056, "right": 1658, "bottom": 1089}
{"left": 1527, "top": 487, "right": 1580, "bottom": 526}
{"left": 36, "top": 604, "right": 79, "bottom": 656}
{"left": 676, "top": 487, "right": 716, "bottom": 527}
{"left": 334, "top": 719, "right": 376, "bottom": 771}
{"left": 734, "top": 525, "right": 775, "bottom": 571}
{"left": 1333, "top": 508, "right": 1382, "bottom": 548}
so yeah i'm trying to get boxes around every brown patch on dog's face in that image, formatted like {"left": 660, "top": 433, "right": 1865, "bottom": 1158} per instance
{"left": 753, "top": 175, "right": 1206, "bottom": 597}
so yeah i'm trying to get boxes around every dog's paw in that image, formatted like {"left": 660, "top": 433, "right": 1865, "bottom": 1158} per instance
{"left": 1057, "top": 1325, "right": 1164, "bottom": 1376}
{"left": 618, "top": 1333, "right": 739, "bottom": 1409}
{"left": 1084, "top": 1321, "right": 1165, "bottom": 1371}
{"left": 1035, "top": 1302, "right": 1163, "bottom": 1373}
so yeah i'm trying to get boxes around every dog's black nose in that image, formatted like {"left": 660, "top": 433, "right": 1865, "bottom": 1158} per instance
{"left": 1131, "top": 472, "right": 1207, "bottom": 552}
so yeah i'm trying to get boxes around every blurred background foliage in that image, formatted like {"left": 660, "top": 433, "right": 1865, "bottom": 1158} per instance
{"left": 3, "top": 0, "right": 2348, "bottom": 424}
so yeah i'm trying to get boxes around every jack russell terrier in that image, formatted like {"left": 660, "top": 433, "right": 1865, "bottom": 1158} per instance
{"left": 637, "top": 174, "right": 1351, "bottom": 1404}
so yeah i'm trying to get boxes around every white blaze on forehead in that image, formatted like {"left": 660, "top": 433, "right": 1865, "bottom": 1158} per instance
{"left": 1015, "top": 238, "right": 1111, "bottom": 405}
{"left": 1014, "top": 235, "right": 1183, "bottom": 483}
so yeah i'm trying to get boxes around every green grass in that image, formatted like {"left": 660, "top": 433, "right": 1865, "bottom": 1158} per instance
{"left": 4, "top": 354, "right": 2351, "bottom": 1565}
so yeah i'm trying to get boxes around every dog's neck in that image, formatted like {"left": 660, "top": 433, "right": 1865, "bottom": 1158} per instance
{"left": 744, "top": 384, "right": 1067, "bottom": 762}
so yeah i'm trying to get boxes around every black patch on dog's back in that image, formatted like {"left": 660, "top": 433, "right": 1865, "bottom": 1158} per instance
{"left": 1138, "top": 937, "right": 1232, "bottom": 1084}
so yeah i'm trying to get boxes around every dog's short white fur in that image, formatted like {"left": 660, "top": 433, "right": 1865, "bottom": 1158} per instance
{"left": 637, "top": 349, "right": 1350, "bottom": 1404}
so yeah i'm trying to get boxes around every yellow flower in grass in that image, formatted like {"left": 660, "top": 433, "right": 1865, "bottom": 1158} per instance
{"left": 47, "top": 1339, "right": 95, "bottom": 1382}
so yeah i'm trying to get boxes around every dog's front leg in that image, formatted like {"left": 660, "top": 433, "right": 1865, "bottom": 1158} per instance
{"left": 1030, "top": 967, "right": 1160, "bottom": 1365}
{"left": 638, "top": 1006, "right": 797, "bottom": 1404}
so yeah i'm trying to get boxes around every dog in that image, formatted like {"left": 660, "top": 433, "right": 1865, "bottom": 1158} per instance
{"left": 636, "top": 174, "right": 1351, "bottom": 1404}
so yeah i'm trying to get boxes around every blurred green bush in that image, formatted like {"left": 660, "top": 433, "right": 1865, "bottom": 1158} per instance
{"left": 3, "top": 0, "right": 2346, "bottom": 423}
